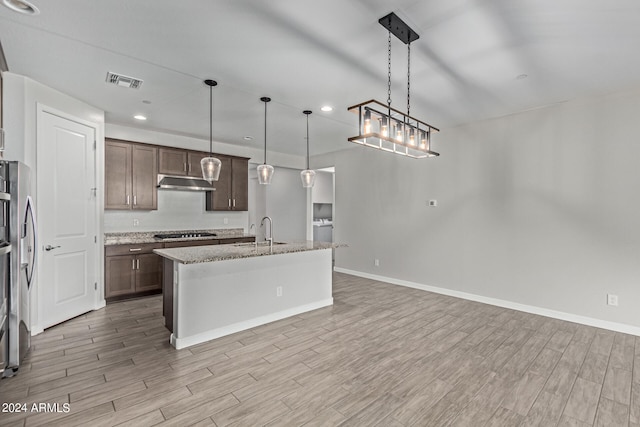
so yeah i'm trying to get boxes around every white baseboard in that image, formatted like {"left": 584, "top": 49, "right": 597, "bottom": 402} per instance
{"left": 172, "top": 298, "right": 334, "bottom": 349}
{"left": 334, "top": 267, "right": 640, "bottom": 337}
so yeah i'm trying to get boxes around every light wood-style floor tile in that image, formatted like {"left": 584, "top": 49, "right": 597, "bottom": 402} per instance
{"left": 1, "top": 272, "right": 637, "bottom": 426}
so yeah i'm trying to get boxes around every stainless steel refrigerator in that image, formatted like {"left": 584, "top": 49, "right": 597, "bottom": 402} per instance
{"left": 0, "top": 161, "right": 36, "bottom": 378}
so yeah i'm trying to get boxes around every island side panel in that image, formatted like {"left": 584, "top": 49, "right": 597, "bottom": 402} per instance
{"left": 162, "top": 258, "right": 174, "bottom": 333}
{"left": 173, "top": 248, "right": 333, "bottom": 349}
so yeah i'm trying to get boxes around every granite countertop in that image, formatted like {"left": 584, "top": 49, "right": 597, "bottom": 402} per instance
{"left": 154, "top": 241, "right": 341, "bottom": 264}
{"left": 104, "top": 228, "right": 255, "bottom": 246}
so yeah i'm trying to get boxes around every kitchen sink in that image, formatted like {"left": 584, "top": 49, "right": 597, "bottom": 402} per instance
{"left": 234, "top": 241, "right": 287, "bottom": 247}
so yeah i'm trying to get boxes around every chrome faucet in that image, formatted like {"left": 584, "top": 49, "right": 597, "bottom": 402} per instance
{"left": 249, "top": 223, "right": 255, "bottom": 234}
{"left": 260, "top": 216, "right": 273, "bottom": 248}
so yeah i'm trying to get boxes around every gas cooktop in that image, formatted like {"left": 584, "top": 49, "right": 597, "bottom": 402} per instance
{"left": 154, "top": 232, "right": 217, "bottom": 240}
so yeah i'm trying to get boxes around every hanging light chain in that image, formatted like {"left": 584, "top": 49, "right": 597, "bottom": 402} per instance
{"left": 387, "top": 30, "right": 392, "bottom": 108}
{"left": 306, "top": 114, "right": 310, "bottom": 170}
{"left": 407, "top": 42, "right": 411, "bottom": 118}
{"left": 209, "top": 83, "right": 213, "bottom": 155}
{"left": 263, "top": 100, "right": 267, "bottom": 165}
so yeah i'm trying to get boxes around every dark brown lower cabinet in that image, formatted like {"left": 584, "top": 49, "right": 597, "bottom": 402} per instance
{"left": 135, "top": 253, "right": 164, "bottom": 292}
{"left": 105, "top": 243, "right": 163, "bottom": 301}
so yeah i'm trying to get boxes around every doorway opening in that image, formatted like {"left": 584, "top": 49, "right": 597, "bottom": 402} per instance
{"left": 309, "top": 166, "right": 335, "bottom": 262}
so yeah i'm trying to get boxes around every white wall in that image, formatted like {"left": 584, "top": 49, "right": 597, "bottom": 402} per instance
{"left": 259, "top": 166, "right": 307, "bottom": 242}
{"left": 312, "top": 171, "right": 334, "bottom": 204}
{"left": 330, "top": 86, "right": 640, "bottom": 333}
{"left": 104, "top": 190, "right": 248, "bottom": 232}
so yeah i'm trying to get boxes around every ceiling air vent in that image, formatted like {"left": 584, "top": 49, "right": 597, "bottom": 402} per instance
{"left": 106, "top": 72, "right": 143, "bottom": 89}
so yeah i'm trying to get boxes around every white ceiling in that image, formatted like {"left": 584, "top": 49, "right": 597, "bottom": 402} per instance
{"left": 2, "top": 0, "right": 640, "bottom": 157}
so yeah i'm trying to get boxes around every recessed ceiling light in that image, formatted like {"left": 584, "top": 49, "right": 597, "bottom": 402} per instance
{"left": 134, "top": 115, "right": 147, "bottom": 121}
{"left": 243, "top": 136, "right": 253, "bottom": 141}
{"left": 516, "top": 74, "right": 528, "bottom": 80}
{"left": 2, "top": 0, "right": 39, "bottom": 15}
{"left": 321, "top": 106, "right": 333, "bottom": 112}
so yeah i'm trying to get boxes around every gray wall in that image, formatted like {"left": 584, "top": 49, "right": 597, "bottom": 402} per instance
{"left": 312, "top": 171, "right": 334, "bottom": 204}
{"left": 262, "top": 166, "right": 307, "bottom": 242}
{"left": 331, "top": 87, "right": 640, "bottom": 330}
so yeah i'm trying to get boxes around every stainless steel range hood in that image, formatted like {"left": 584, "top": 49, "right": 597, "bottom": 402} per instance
{"left": 157, "top": 174, "right": 215, "bottom": 191}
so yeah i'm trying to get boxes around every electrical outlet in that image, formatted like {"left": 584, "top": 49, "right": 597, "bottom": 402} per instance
{"left": 223, "top": 218, "right": 229, "bottom": 225}
{"left": 276, "top": 286, "right": 283, "bottom": 297}
{"left": 607, "top": 294, "right": 618, "bottom": 306}
{"left": 374, "top": 259, "right": 380, "bottom": 267}
{"left": 133, "top": 219, "right": 139, "bottom": 226}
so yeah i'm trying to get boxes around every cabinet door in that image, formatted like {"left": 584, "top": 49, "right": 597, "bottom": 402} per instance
{"left": 135, "top": 253, "right": 163, "bottom": 292}
{"left": 158, "top": 148, "right": 188, "bottom": 176}
{"left": 231, "top": 158, "right": 249, "bottom": 211}
{"left": 187, "top": 151, "right": 210, "bottom": 177}
{"left": 206, "top": 156, "right": 232, "bottom": 211}
{"left": 105, "top": 140, "right": 132, "bottom": 210}
{"left": 132, "top": 144, "right": 158, "bottom": 210}
{"left": 105, "top": 255, "right": 136, "bottom": 298}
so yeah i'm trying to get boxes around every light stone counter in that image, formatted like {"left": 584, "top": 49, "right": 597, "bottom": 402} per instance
{"left": 104, "top": 228, "right": 254, "bottom": 245}
{"left": 156, "top": 240, "right": 340, "bottom": 349}
{"left": 153, "top": 240, "right": 338, "bottom": 264}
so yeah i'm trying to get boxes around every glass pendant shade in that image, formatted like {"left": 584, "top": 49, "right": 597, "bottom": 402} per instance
{"left": 258, "top": 97, "right": 274, "bottom": 185}
{"left": 257, "top": 164, "right": 274, "bottom": 185}
{"left": 300, "top": 169, "right": 316, "bottom": 188}
{"left": 301, "top": 110, "right": 315, "bottom": 188}
{"left": 202, "top": 79, "right": 221, "bottom": 182}
{"left": 201, "top": 156, "right": 221, "bottom": 183}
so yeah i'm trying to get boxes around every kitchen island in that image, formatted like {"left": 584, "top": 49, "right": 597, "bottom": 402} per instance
{"left": 154, "top": 241, "right": 336, "bottom": 349}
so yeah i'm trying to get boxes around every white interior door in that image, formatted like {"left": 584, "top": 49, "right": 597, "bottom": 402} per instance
{"left": 38, "top": 110, "right": 97, "bottom": 329}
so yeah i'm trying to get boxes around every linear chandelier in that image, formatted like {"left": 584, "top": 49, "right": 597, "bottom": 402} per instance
{"left": 348, "top": 12, "right": 439, "bottom": 159}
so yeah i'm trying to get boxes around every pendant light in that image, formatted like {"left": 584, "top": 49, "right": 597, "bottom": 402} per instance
{"left": 201, "top": 79, "right": 222, "bottom": 182}
{"left": 300, "top": 110, "right": 316, "bottom": 188}
{"left": 257, "top": 96, "right": 274, "bottom": 185}
{"left": 347, "top": 12, "right": 440, "bottom": 159}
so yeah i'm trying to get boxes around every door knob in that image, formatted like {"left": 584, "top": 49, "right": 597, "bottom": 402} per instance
{"left": 44, "top": 245, "right": 61, "bottom": 251}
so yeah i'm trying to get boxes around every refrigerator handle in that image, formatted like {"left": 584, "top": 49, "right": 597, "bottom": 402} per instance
{"left": 24, "top": 196, "right": 36, "bottom": 288}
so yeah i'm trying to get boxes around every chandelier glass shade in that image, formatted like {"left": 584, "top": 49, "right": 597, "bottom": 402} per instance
{"left": 348, "top": 99, "right": 439, "bottom": 159}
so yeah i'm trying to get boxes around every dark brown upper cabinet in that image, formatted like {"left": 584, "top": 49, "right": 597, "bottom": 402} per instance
{"left": 158, "top": 147, "right": 188, "bottom": 176}
{"left": 105, "top": 139, "right": 158, "bottom": 210}
{"left": 158, "top": 148, "right": 214, "bottom": 178}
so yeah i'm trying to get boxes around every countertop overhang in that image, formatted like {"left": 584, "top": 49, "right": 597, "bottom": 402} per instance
{"left": 154, "top": 241, "right": 341, "bottom": 264}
